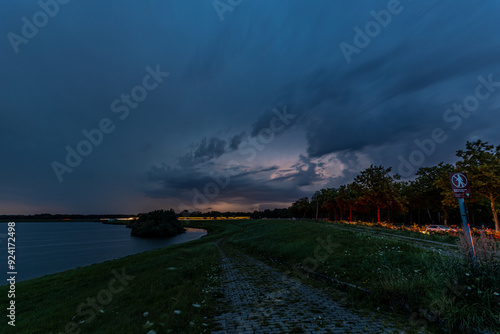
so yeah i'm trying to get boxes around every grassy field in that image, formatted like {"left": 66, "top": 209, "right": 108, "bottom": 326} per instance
{"left": 1, "top": 219, "right": 498, "bottom": 333}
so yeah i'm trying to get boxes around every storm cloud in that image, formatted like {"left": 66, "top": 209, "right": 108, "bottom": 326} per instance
{"left": 1, "top": 0, "right": 499, "bottom": 214}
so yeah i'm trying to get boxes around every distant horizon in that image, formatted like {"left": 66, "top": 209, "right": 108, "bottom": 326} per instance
{"left": 0, "top": 208, "right": 288, "bottom": 217}
{"left": 0, "top": 141, "right": 494, "bottom": 216}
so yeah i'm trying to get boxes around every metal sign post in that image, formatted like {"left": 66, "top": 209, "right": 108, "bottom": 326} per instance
{"left": 449, "top": 172, "right": 477, "bottom": 265}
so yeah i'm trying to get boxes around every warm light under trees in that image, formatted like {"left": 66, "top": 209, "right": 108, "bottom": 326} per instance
{"left": 289, "top": 140, "right": 500, "bottom": 232}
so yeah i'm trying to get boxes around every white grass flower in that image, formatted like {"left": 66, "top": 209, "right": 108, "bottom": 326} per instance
{"left": 143, "top": 320, "right": 154, "bottom": 328}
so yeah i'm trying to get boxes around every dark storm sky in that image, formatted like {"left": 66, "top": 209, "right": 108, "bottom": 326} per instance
{"left": 1, "top": 0, "right": 500, "bottom": 214}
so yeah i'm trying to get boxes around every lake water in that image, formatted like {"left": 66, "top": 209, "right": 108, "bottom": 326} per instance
{"left": 0, "top": 222, "right": 207, "bottom": 282}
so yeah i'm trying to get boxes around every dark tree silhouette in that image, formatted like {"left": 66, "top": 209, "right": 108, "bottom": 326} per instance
{"left": 129, "top": 209, "right": 185, "bottom": 238}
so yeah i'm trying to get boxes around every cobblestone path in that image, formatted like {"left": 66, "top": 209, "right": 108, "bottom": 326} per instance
{"left": 212, "top": 244, "right": 404, "bottom": 333}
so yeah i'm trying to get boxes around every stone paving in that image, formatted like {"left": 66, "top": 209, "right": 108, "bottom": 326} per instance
{"left": 212, "top": 244, "right": 405, "bottom": 333}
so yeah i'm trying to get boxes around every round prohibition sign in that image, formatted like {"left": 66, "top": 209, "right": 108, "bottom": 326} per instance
{"left": 451, "top": 173, "right": 468, "bottom": 188}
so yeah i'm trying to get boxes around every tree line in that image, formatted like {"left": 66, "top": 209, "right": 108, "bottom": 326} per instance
{"left": 289, "top": 140, "right": 500, "bottom": 232}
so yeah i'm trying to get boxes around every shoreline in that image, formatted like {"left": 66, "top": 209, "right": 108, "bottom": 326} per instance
{"left": 0, "top": 221, "right": 234, "bottom": 333}
{"left": 1, "top": 224, "right": 208, "bottom": 285}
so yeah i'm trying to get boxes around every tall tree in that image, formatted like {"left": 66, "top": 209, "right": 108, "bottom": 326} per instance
{"left": 399, "top": 180, "right": 415, "bottom": 224}
{"left": 456, "top": 140, "right": 500, "bottom": 232}
{"left": 338, "top": 183, "right": 359, "bottom": 222}
{"left": 311, "top": 190, "right": 324, "bottom": 219}
{"left": 323, "top": 188, "right": 339, "bottom": 221}
{"left": 354, "top": 165, "right": 404, "bottom": 223}
{"left": 413, "top": 162, "right": 455, "bottom": 225}
{"left": 337, "top": 185, "right": 349, "bottom": 221}
{"left": 289, "top": 197, "right": 311, "bottom": 219}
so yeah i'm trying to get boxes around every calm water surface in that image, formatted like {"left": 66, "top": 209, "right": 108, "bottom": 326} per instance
{"left": 0, "top": 222, "right": 207, "bottom": 282}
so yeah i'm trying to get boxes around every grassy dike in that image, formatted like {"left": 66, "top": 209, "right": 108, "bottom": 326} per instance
{"left": 225, "top": 220, "right": 499, "bottom": 332}
{"left": 0, "top": 221, "right": 241, "bottom": 334}
{"left": 2, "top": 219, "right": 498, "bottom": 333}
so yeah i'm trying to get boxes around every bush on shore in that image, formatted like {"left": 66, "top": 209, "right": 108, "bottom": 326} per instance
{"left": 128, "top": 209, "right": 185, "bottom": 238}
